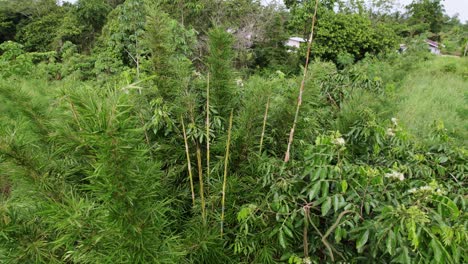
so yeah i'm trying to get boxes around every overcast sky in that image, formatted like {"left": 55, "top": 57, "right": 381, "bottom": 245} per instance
{"left": 63, "top": 0, "right": 468, "bottom": 22}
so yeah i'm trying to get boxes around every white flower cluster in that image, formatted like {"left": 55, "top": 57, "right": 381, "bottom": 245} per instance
{"left": 333, "top": 137, "right": 345, "bottom": 146}
{"left": 387, "top": 117, "right": 398, "bottom": 137}
{"left": 193, "top": 71, "right": 202, "bottom": 77}
{"left": 303, "top": 257, "right": 312, "bottom": 264}
{"left": 236, "top": 78, "right": 244, "bottom": 87}
{"left": 385, "top": 171, "right": 405, "bottom": 181}
{"left": 408, "top": 185, "right": 444, "bottom": 195}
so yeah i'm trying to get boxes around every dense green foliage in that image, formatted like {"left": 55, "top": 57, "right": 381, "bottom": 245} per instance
{"left": 0, "top": 0, "right": 467, "bottom": 263}
{"left": 406, "top": 0, "right": 445, "bottom": 35}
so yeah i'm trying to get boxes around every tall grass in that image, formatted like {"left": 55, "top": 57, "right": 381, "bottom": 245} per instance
{"left": 396, "top": 57, "right": 468, "bottom": 144}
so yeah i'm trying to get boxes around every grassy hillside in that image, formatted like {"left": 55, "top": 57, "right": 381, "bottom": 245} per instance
{"left": 396, "top": 57, "right": 468, "bottom": 145}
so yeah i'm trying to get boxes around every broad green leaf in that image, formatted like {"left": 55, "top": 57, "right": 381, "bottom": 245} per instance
{"left": 278, "top": 230, "right": 286, "bottom": 249}
{"left": 333, "top": 195, "right": 340, "bottom": 212}
{"left": 408, "top": 220, "right": 419, "bottom": 249}
{"left": 433, "top": 195, "right": 459, "bottom": 219}
{"left": 341, "top": 180, "right": 348, "bottom": 193}
{"left": 356, "top": 230, "right": 369, "bottom": 250}
{"left": 386, "top": 230, "right": 396, "bottom": 255}
{"left": 269, "top": 227, "right": 279, "bottom": 238}
{"left": 321, "top": 197, "right": 332, "bottom": 216}
{"left": 444, "top": 197, "right": 460, "bottom": 219}
{"left": 237, "top": 207, "right": 250, "bottom": 222}
{"left": 335, "top": 226, "right": 342, "bottom": 243}
{"left": 321, "top": 181, "right": 329, "bottom": 198}
{"left": 308, "top": 181, "right": 321, "bottom": 200}
{"left": 394, "top": 246, "right": 410, "bottom": 264}
{"left": 438, "top": 156, "right": 448, "bottom": 163}
{"left": 402, "top": 246, "right": 410, "bottom": 263}
{"left": 319, "top": 167, "right": 328, "bottom": 179}
{"left": 430, "top": 239, "right": 442, "bottom": 263}
{"left": 365, "top": 202, "right": 370, "bottom": 215}
{"left": 283, "top": 225, "right": 293, "bottom": 238}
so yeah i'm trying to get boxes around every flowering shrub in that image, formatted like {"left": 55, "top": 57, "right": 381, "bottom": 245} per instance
{"left": 234, "top": 126, "right": 466, "bottom": 263}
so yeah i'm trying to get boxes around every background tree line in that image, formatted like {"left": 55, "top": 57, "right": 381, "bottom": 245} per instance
{"left": 1, "top": 0, "right": 467, "bottom": 73}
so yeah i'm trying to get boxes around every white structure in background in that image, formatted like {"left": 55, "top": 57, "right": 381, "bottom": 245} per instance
{"left": 398, "top": 44, "right": 408, "bottom": 53}
{"left": 285, "top": 37, "right": 307, "bottom": 49}
{"left": 425, "top": 39, "right": 444, "bottom": 55}
{"left": 398, "top": 40, "right": 445, "bottom": 55}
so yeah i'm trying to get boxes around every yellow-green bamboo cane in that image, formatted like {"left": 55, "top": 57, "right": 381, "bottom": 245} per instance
{"left": 284, "top": 0, "right": 319, "bottom": 163}
{"left": 181, "top": 117, "right": 195, "bottom": 206}
{"left": 259, "top": 96, "right": 270, "bottom": 155}
{"left": 221, "top": 110, "right": 234, "bottom": 236}
{"left": 196, "top": 144, "right": 206, "bottom": 223}
{"left": 206, "top": 73, "right": 210, "bottom": 193}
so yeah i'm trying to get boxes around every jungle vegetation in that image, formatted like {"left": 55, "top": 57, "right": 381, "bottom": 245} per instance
{"left": 0, "top": 0, "right": 467, "bottom": 263}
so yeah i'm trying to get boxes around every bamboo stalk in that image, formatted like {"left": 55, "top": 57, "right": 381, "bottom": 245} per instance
{"left": 196, "top": 143, "right": 206, "bottom": 223}
{"left": 259, "top": 96, "right": 270, "bottom": 155}
{"left": 138, "top": 112, "right": 151, "bottom": 149}
{"left": 68, "top": 98, "right": 82, "bottom": 131}
{"left": 221, "top": 109, "right": 234, "bottom": 236}
{"left": 181, "top": 117, "right": 195, "bottom": 206}
{"left": 186, "top": 95, "right": 206, "bottom": 222}
{"left": 284, "top": 0, "right": 319, "bottom": 163}
{"left": 303, "top": 206, "right": 310, "bottom": 259}
{"left": 206, "top": 73, "right": 210, "bottom": 192}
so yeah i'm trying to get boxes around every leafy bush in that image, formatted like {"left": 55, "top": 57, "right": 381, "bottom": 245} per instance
{"left": 0, "top": 41, "right": 33, "bottom": 78}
